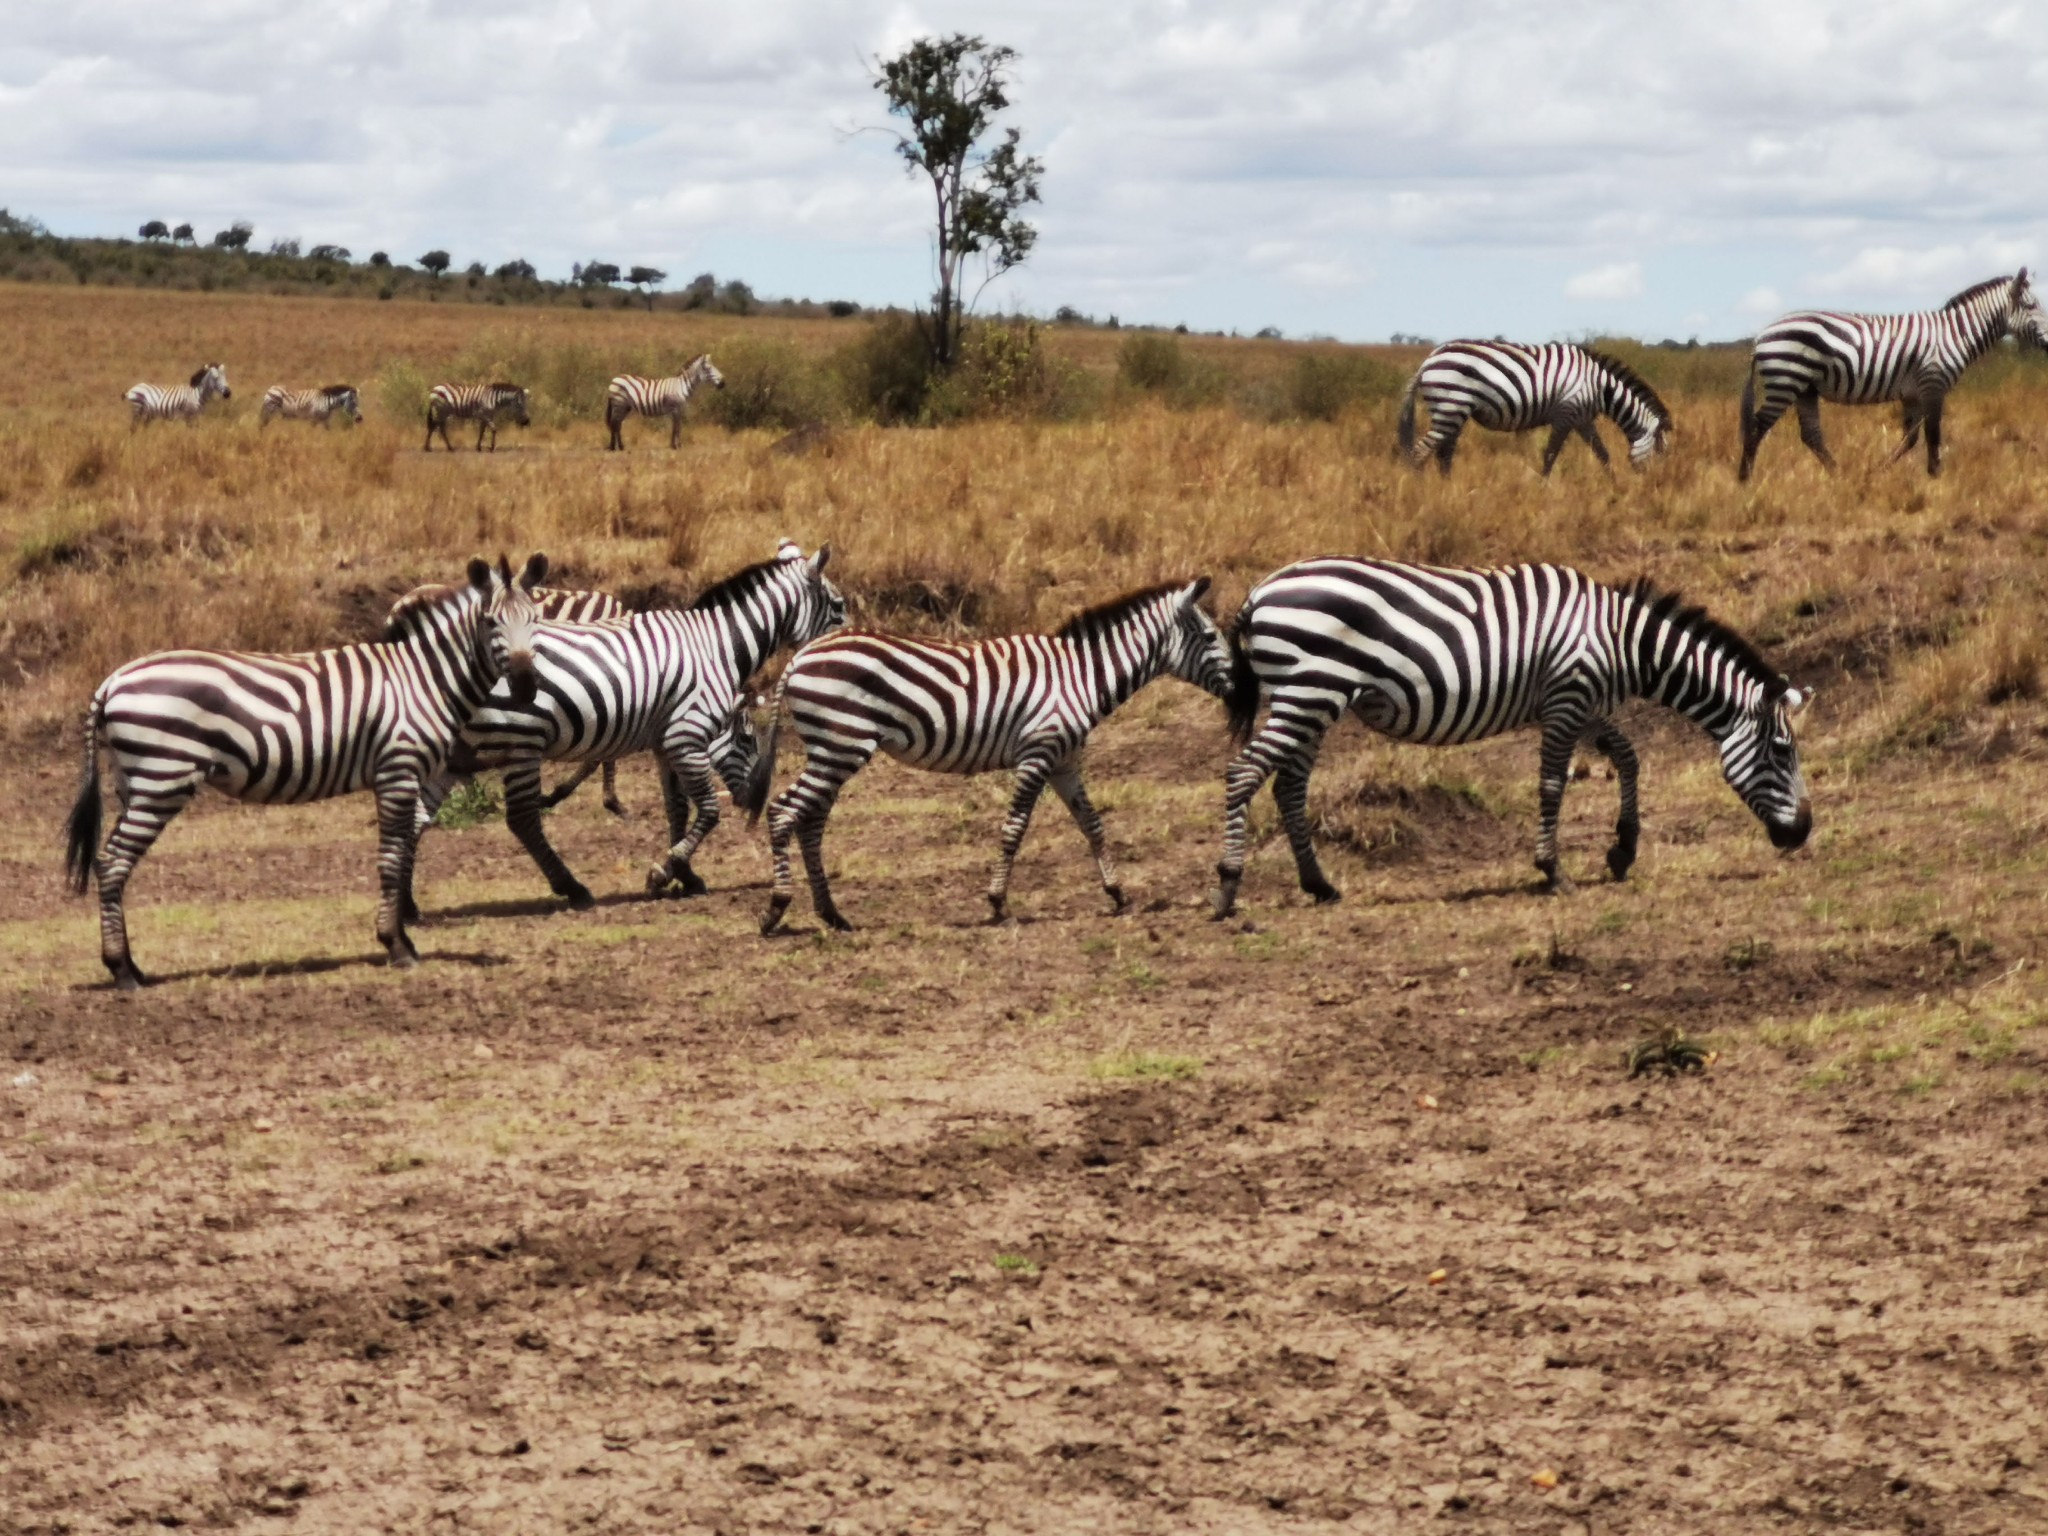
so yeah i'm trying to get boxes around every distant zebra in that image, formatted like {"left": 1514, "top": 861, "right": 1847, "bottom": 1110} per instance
{"left": 1213, "top": 558, "right": 1812, "bottom": 917}
{"left": 756, "top": 580, "right": 1236, "bottom": 934}
{"left": 425, "top": 382, "right": 530, "bottom": 452}
{"left": 1397, "top": 342, "right": 1672, "bottom": 475}
{"left": 260, "top": 383, "right": 361, "bottom": 428}
{"left": 605, "top": 355, "right": 725, "bottom": 450}
{"left": 63, "top": 556, "right": 549, "bottom": 989}
{"left": 1739, "top": 271, "right": 2048, "bottom": 479}
{"left": 124, "top": 363, "right": 231, "bottom": 428}
{"left": 441, "top": 541, "right": 844, "bottom": 908}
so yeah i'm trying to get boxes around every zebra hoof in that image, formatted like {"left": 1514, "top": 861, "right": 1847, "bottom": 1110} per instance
{"left": 109, "top": 961, "right": 147, "bottom": 992}
{"left": 986, "top": 896, "right": 1009, "bottom": 925}
{"left": 1305, "top": 879, "right": 1342, "bottom": 906}
{"left": 821, "top": 907, "right": 855, "bottom": 933}
{"left": 1539, "top": 867, "right": 1576, "bottom": 896}
{"left": 1105, "top": 885, "right": 1127, "bottom": 914}
{"left": 760, "top": 896, "right": 791, "bottom": 936}
{"left": 1606, "top": 844, "right": 1637, "bottom": 882}
{"left": 1211, "top": 884, "right": 1240, "bottom": 921}
{"left": 603, "top": 800, "right": 629, "bottom": 820}
{"left": 562, "top": 884, "right": 597, "bottom": 912}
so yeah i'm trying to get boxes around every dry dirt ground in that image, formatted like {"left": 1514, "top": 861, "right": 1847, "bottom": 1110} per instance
{"left": 5, "top": 690, "right": 2048, "bottom": 1534}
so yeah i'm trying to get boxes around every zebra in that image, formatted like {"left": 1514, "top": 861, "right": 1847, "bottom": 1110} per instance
{"left": 1211, "top": 558, "right": 1812, "bottom": 918}
{"left": 63, "top": 555, "right": 549, "bottom": 989}
{"left": 425, "top": 383, "right": 531, "bottom": 452}
{"left": 1396, "top": 342, "right": 1672, "bottom": 475}
{"left": 755, "top": 579, "right": 1237, "bottom": 934}
{"left": 259, "top": 383, "right": 361, "bottom": 429}
{"left": 441, "top": 541, "right": 845, "bottom": 908}
{"left": 1739, "top": 270, "right": 2048, "bottom": 480}
{"left": 124, "top": 364, "right": 231, "bottom": 428}
{"left": 605, "top": 355, "right": 725, "bottom": 450}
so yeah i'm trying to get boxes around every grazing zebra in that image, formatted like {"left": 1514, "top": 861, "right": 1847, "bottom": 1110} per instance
{"left": 1397, "top": 342, "right": 1672, "bottom": 475}
{"left": 756, "top": 580, "right": 1236, "bottom": 934}
{"left": 124, "top": 363, "right": 231, "bottom": 428}
{"left": 1212, "top": 558, "right": 1812, "bottom": 917}
{"left": 1739, "top": 271, "right": 2048, "bottom": 479}
{"left": 605, "top": 355, "right": 725, "bottom": 450}
{"left": 63, "top": 556, "right": 549, "bottom": 989}
{"left": 425, "top": 382, "right": 531, "bottom": 452}
{"left": 445, "top": 541, "right": 844, "bottom": 908}
{"left": 259, "top": 383, "right": 361, "bottom": 428}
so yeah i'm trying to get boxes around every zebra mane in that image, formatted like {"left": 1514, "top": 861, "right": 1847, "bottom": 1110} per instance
{"left": 1581, "top": 349, "right": 1673, "bottom": 428}
{"left": 1623, "top": 578, "right": 1785, "bottom": 697}
{"left": 1055, "top": 582, "right": 1186, "bottom": 640}
{"left": 382, "top": 581, "right": 477, "bottom": 642}
{"left": 320, "top": 383, "right": 355, "bottom": 398}
{"left": 491, "top": 381, "right": 523, "bottom": 395}
{"left": 689, "top": 558, "right": 787, "bottom": 612}
{"left": 1942, "top": 275, "right": 2014, "bottom": 312}
{"left": 188, "top": 367, "right": 208, "bottom": 388}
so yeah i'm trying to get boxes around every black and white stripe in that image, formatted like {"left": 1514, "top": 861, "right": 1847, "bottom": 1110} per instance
{"left": 444, "top": 541, "right": 844, "bottom": 907}
{"left": 260, "top": 383, "right": 361, "bottom": 428}
{"left": 605, "top": 355, "right": 725, "bottom": 450}
{"left": 425, "top": 382, "right": 531, "bottom": 452}
{"left": 124, "top": 363, "right": 231, "bottom": 427}
{"left": 1740, "top": 271, "right": 2048, "bottom": 479}
{"left": 757, "top": 580, "right": 1235, "bottom": 933}
{"left": 1213, "top": 558, "right": 1812, "bottom": 916}
{"left": 63, "top": 556, "right": 549, "bottom": 988}
{"left": 1397, "top": 342, "right": 1672, "bottom": 475}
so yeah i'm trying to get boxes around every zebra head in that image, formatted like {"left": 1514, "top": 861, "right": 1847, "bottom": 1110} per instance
{"left": 324, "top": 384, "right": 362, "bottom": 421}
{"left": 1716, "top": 681, "right": 1812, "bottom": 852}
{"left": 1163, "top": 577, "right": 1237, "bottom": 699}
{"left": 778, "top": 539, "right": 845, "bottom": 648}
{"left": 191, "top": 363, "right": 231, "bottom": 401}
{"left": 2004, "top": 269, "right": 2048, "bottom": 352}
{"left": 689, "top": 354, "right": 726, "bottom": 391}
{"left": 715, "top": 694, "right": 768, "bottom": 815}
{"left": 495, "top": 384, "right": 531, "bottom": 428}
{"left": 472, "top": 552, "right": 549, "bottom": 707}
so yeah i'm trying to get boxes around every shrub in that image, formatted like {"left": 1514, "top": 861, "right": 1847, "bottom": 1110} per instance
{"left": 925, "top": 321, "right": 1098, "bottom": 423}
{"left": 1289, "top": 351, "right": 1405, "bottom": 422}
{"left": 1118, "top": 334, "right": 1186, "bottom": 392}
{"left": 695, "top": 340, "right": 842, "bottom": 432}
{"left": 836, "top": 315, "right": 936, "bottom": 425}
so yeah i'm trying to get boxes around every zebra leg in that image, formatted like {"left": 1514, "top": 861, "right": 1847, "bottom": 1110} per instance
{"left": 763, "top": 745, "right": 870, "bottom": 935}
{"left": 987, "top": 756, "right": 1056, "bottom": 922}
{"left": 1576, "top": 421, "right": 1612, "bottom": 470}
{"left": 1590, "top": 723, "right": 1641, "bottom": 881}
{"left": 1891, "top": 401, "right": 1924, "bottom": 463}
{"left": 1533, "top": 719, "right": 1583, "bottom": 892}
{"left": 502, "top": 758, "right": 596, "bottom": 909}
{"left": 1794, "top": 395, "right": 1835, "bottom": 470}
{"left": 670, "top": 411, "right": 683, "bottom": 450}
{"left": 1215, "top": 697, "right": 1340, "bottom": 917}
{"left": 647, "top": 749, "right": 718, "bottom": 898}
{"left": 1432, "top": 423, "right": 1461, "bottom": 476}
{"left": 93, "top": 784, "right": 198, "bottom": 989}
{"left": 1923, "top": 398, "right": 1945, "bottom": 477}
{"left": 1050, "top": 764, "right": 1124, "bottom": 913}
{"left": 606, "top": 408, "right": 623, "bottom": 451}
{"left": 1540, "top": 424, "right": 1571, "bottom": 476}
{"left": 602, "top": 760, "right": 627, "bottom": 817}
{"left": 373, "top": 780, "right": 424, "bottom": 968}
{"left": 537, "top": 758, "right": 605, "bottom": 811}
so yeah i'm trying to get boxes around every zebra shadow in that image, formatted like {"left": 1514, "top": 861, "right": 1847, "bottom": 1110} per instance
{"left": 422, "top": 883, "right": 770, "bottom": 923}
{"left": 75, "top": 950, "right": 511, "bottom": 991}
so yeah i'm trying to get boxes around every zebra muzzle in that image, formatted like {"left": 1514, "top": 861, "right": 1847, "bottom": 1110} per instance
{"left": 1769, "top": 798, "right": 1813, "bottom": 851}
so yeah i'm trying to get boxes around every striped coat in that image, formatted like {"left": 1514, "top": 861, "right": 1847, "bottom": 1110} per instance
{"left": 756, "top": 580, "right": 1235, "bottom": 932}
{"left": 605, "top": 355, "right": 725, "bottom": 449}
{"left": 1213, "top": 558, "right": 1812, "bottom": 916}
{"left": 1740, "top": 271, "right": 2047, "bottom": 478}
{"left": 1397, "top": 342, "right": 1672, "bottom": 475}
{"left": 260, "top": 384, "right": 361, "bottom": 428}
{"left": 63, "top": 556, "right": 549, "bottom": 988}
{"left": 125, "top": 364, "right": 231, "bottom": 427}
{"left": 425, "top": 383, "right": 530, "bottom": 452}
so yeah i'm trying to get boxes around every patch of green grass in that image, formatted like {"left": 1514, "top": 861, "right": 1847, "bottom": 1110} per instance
{"left": 1123, "top": 961, "right": 1166, "bottom": 990}
{"left": 433, "top": 777, "right": 502, "bottom": 831}
{"left": 992, "top": 1253, "right": 1039, "bottom": 1276}
{"left": 1090, "top": 1050, "right": 1201, "bottom": 1081}
{"left": 1759, "top": 981, "right": 2045, "bottom": 1094}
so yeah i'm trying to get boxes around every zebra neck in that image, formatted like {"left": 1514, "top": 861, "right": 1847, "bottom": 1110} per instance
{"left": 1598, "top": 374, "right": 1657, "bottom": 444}
{"left": 1948, "top": 298, "right": 2011, "bottom": 367}
{"left": 1625, "top": 605, "right": 1761, "bottom": 737}
{"left": 1060, "top": 607, "right": 1173, "bottom": 716}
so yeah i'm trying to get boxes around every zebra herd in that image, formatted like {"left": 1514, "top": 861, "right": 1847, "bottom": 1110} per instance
{"left": 120, "top": 272, "right": 2047, "bottom": 476}
{"left": 64, "top": 536, "right": 1814, "bottom": 988}
{"left": 120, "top": 356, "right": 725, "bottom": 452}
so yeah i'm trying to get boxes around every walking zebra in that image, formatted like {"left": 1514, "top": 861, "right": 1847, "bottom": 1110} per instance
{"left": 1739, "top": 271, "right": 2048, "bottom": 479}
{"left": 445, "top": 541, "right": 844, "bottom": 908}
{"left": 124, "top": 364, "right": 231, "bottom": 427}
{"left": 1212, "top": 558, "right": 1812, "bottom": 917}
{"left": 63, "top": 555, "right": 549, "bottom": 989}
{"left": 1397, "top": 343, "right": 1672, "bottom": 475}
{"left": 756, "top": 580, "right": 1236, "bottom": 934}
{"left": 260, "top": 383, "right": 361, "bottom": 428}
{"left": 605, "top": 355, "right": 725, "bottom": 450}
{"left": 425, "top": 383, "right": 530, "bottom": 452}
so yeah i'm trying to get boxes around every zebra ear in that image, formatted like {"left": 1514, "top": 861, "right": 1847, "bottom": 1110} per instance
{"left": 1180, "top": 576, "right": 1211, "bottom": 609}
{"left": 468, "top": 558, "right": 493, "bottom": 591}
{"left": 1782, "top": 683, "right": 1811, "bottom": 717}
{"left": 810, "top": 544, "right": 833, "bottom": 576}
{"left": 519, "top": 552, "right": 549, "bottom": 589}
{"left": 776, "top": 538, "right": 803, "bottom": 562}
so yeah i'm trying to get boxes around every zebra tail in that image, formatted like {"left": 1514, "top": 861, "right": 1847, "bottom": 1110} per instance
{"left": 1222, "top": 608, "right": 1261, "bottom": 747}
{"left": 1739, "top": 364, "right": 1757, "bottom": 443}
{"left": 743, "top": 681, "right": 785, "bottom": 825}
{"left": 64, "top": 699, "right": 104, "bottom": 895}
{"left": 1395, "top": 373, "right": 1420, "bottom": 458}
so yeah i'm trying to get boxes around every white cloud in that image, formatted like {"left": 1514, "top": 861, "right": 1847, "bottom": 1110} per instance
{"left": 1737, "top": 286, "right": 1785, "bottom": 316}
{"left": 2, "top": 1, "right": 2046, "bottom": 338}
{"left": 1565, "top": 261, "right": 1644, "bottom": 301}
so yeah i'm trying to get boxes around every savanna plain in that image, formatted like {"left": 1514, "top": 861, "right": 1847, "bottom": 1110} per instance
{"left": 6, "top": 282, "right": 2048, "bottom": 1533}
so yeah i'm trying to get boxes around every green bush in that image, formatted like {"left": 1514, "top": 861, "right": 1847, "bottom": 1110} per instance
{"left": 1118, "top": 333, "right": 1186, "bottom": 392}
{"left": 695, "top": 339, "right": 842, "bottom": 431}
{"left": 836, "top": 315, "right": 936, "bottom": 425}
{"left": 1289, "top": 351, "right": 1405, "bottom": 421}
{"left": 924, "top": 321, "right": 1099, "bottom": 423}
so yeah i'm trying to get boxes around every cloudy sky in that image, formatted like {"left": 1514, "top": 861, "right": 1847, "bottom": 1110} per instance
{"left": 5, "top": 1, "right": 2045, "bottom": 341}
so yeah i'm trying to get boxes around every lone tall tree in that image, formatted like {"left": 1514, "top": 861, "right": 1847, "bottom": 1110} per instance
{"left": 875, "top": 34, "right": 1043, "bottom": 370}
